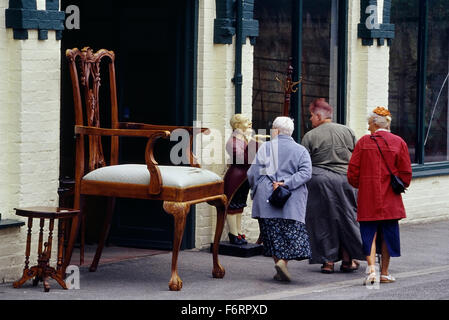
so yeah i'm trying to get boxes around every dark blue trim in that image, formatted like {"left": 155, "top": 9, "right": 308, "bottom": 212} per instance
{"left": 337, "top": 0, "right": 349, "bottom": 125}
{"left": 5, "top": 0, "right": 65, "bottom": 40}
{"left": 0, "top": 219, "right": 25, "bottom": 230}
{"left": 233, "top": 0, "right": 243, "bottom": 114}
{"left": 415, "top": 0, "right": 428, "bottom": 165}
{"left": 192, "top": 0, "right": 199, "bottom": 122}
{"left": 357, "top": 0, "right": 395, "bottom": 46}
{"left": 214, "top": 0, "right": 258, "bottom": 45}
{"left": 214, "top": 0, "right": 234, "bottom": 44}
{"left": 412, "top": 162, "right": 449, "bottom": 178}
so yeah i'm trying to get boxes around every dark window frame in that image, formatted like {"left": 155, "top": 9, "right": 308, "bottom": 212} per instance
{"left": 412, "top": 0, "right": 449, "bottom": 177}
{"left": 291, "top": 0, "right": 348, "bottom": 142}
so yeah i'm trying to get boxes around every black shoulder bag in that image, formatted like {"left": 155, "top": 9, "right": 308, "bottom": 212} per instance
{"left": 370, "top": 135, "right": 406, "bottom": 194}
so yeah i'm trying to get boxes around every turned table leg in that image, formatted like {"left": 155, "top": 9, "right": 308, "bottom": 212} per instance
{"left": 57, "top": 219, "right": 65, "bottom": 273}
{"left": 13, "top": 218, "right": 34, "bottom": 288}
{"left": 33, "top": 218, "right": 45, "bottom": 285}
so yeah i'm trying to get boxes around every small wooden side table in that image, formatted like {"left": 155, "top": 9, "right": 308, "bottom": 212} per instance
{"left": 13, "top": 207, "right": 80, "bottom": 292}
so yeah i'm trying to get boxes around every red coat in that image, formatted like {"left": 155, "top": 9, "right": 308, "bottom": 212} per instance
{"left": 347, "top": 130, "right": 412, "bottom": 222}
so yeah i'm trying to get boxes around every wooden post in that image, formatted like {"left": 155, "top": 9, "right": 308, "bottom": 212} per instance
{"left": 276, "top": 58, "right": 301, "bottom": 117}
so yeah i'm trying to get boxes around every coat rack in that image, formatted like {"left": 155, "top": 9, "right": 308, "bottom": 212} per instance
{"left": 276, "top": 58, "right": 302, "bottom": 117}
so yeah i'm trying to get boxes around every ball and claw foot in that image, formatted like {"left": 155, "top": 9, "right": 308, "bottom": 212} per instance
{"left": 212, "top": 264, "right": 225, "bottom": 279}
{"left": 169, "top": 273, "right": 183, "bottom": 291}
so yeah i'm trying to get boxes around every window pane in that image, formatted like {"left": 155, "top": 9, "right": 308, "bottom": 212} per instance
{"left": 388, "top": 0, "right": 419, "bottom": 163}
{"left": 252, "top": 0, "right": 339, "bottom": 137}
{"left": 252, "top": 0, "right": 292, "bottom": 132}
{"left": 424, "top": 0, "right": 449, "bottom": 162}
{"left": 302, "top": 0, "right": 339, "bottom": 134}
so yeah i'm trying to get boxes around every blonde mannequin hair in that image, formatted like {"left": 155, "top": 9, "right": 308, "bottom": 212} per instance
{"left": 230, "top": 114, "right": 249, "bottom": 131}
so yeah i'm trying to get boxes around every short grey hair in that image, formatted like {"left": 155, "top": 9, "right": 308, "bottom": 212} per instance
{"left": 272, "top": 116, "right": 294, "bottom": 136}
{"left": 368, "top": 112, "right": 392, "bottom": 129}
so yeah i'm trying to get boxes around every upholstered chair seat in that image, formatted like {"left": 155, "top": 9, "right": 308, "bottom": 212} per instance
{"left": 83, "top": 164, "right": 222, "bottom": 188}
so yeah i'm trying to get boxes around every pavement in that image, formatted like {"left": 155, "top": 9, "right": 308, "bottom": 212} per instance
{"left": 1, "top": 219, "right": 449, "bottom": 303}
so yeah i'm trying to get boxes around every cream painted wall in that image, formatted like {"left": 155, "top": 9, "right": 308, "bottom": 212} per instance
{"left": 0, "top": 0, "right": 61, "bottom": 281}
{"left": 36, "top": 0, "right": 46, "bottom": 10}
{"left": 402, "top": 175, "right": 449, "bottom": 224}
{"left": 347, "top": 0, "right": 390, "bottom": 139}
{"left": 0, "top": 0, "right": 9, "bottom": 219}
{"left": 195, "top": 0, "right": 259, "bottom": 248}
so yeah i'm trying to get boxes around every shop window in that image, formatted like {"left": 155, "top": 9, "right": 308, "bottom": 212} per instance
{"left": 389, "top": 0, "right": 449, "bottom": 174}
{"left": 252, "top": 0, "right": 344, "bottom": 140}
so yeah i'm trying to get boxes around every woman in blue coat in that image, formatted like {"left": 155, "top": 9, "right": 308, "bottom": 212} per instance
{"left": 248, "top": 117, "right": 312, "bottom": 282}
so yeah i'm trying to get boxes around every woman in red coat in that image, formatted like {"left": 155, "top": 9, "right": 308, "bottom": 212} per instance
{"left": 347, "top": 107, "right": 412, "bottom": 285}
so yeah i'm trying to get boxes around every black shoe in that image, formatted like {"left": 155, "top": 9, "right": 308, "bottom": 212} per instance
{"left": 238, "top": 234, "right": 248, "bottom": 245}
{"left": 228, "top": 233, "right": 245, "bottom": 245}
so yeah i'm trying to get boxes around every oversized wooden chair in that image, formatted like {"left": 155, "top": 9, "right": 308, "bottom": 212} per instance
{"left": 64, "top": 47, "right": 227, "bottom": 291}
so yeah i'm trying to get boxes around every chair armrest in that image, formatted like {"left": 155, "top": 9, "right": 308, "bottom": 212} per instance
{"left": 118, "top": 122, "right": 208, "bottom": 168}
{"left": 75, "top": 125, "right": 170, "bottom": 195}
{"left": 118, "top": 122, "right": 210, "bottom": 134}
{"left": 75, "top": 125, "right": 170, "bottom": 138}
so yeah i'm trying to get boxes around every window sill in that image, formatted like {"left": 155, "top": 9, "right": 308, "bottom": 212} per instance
{"left": 0, "top": 219, "right": 25, "bottom": 230}
{"left": 412, "top": 162, "right": 449, "bottom": 178}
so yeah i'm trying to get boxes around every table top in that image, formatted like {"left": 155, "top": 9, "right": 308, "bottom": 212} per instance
{"left": 14, "top": 207, "right": 80, "bottom": 219}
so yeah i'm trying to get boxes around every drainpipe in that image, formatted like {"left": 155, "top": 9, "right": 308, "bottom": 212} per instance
{"left": 233, "top": 0, "right": 243, "bottom": 114}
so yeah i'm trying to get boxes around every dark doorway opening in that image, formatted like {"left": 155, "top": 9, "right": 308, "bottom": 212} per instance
{"left": 60, "top": 0, "right": 198, "bottom": 249}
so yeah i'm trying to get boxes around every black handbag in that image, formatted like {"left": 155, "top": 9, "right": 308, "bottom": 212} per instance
{"left": 390, "top": 174, "right": 406, "bottom": 194}
{"left": 371, "top": 135, "right": 406, "bottom": 194}
{"left": 265, "top": 143, "right": 292, "bottom": 208}
{"left": 268, "top": 183, "right": 292, "bottom": 208}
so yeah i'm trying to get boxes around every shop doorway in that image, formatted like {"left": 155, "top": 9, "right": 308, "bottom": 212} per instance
{"left": 60, "top": 0, "right": 198, "bottom": 249}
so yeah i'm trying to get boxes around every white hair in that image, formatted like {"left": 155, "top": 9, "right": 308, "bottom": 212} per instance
{"left": 272, "top": 116, "right": 294, "bottom": 136}
{"left": 369, "top": 112, "right": 392, "bottom": 129}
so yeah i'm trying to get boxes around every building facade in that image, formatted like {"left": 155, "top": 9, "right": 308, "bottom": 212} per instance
{"left": 0, "top": 0, "right": 448, "bottom": 282}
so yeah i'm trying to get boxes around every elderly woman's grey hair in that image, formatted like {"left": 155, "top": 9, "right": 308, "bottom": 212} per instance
{"left": 272, "top": 116, "right": 294, "bottom": 136}
{"left": 369, "top": 112, "right": 392, "bottom": 129}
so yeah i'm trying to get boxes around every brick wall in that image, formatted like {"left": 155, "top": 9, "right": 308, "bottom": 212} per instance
{"left": 195, "top": 0, "right": 259, "bottom": 248}
{"left": 0, "top": 0, "right": 61, "bottom": 282}
{"left": 347, "top": 0, "right": 390, "bottom": 139}
{"left": 402, "top": 175, "right": 449, "bottom": 223}
{"left": 0, "top": 1, "right": 8, "bottom": 218}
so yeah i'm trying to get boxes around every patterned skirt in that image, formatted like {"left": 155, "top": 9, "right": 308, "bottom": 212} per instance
{"left": 258, "top": 218, "right": 312, "bottom": 261}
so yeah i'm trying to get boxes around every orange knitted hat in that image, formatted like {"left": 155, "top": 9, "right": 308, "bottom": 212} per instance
{"left": 372, "top": 106, "right": 391, "bottom": 117}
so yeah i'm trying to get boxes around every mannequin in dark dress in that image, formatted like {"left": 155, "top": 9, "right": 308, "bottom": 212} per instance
{"left": 224, "top": 114, "right": 267, "bottom": 245}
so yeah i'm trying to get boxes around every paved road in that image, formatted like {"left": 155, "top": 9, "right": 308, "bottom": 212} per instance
{"left": 1, "top": 219, "right": 448, "bottom": 301}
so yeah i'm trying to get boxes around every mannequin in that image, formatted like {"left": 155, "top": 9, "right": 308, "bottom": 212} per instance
{"left": 224, "top": 114, "right": 267, "bottom": 245}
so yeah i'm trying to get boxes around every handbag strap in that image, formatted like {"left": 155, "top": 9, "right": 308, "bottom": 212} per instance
{"left": 370, "top": 135, "right": 394, "bottom": 175}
